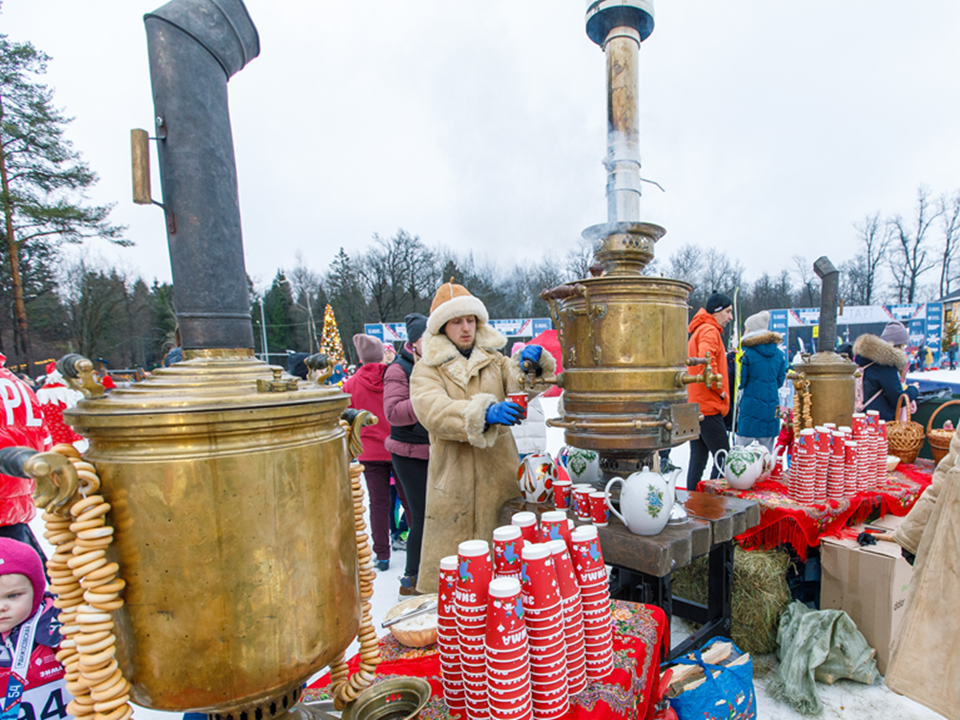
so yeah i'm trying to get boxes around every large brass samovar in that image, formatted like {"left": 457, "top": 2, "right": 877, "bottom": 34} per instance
{"left": 62, "top": 1, "right": 360, "bottom": 715}
{"left": 542, "top": 1, "right": 717, "bottom": 477}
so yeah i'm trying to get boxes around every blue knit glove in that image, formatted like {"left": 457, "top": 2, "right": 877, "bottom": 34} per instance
{"left": 519, "top": 345, "right": 544, "bottom": 375}
{"left": 486, "top": 401, "right": 524, "bottom": 426}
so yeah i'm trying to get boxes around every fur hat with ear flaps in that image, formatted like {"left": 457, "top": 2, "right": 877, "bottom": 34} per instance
{"left": 426, "top": 279, "right": 490, "bottom": 335}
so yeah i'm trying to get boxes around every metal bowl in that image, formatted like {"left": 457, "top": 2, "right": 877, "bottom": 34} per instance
{"left": 340, "top": 677, "right": 431, "bottom": 720}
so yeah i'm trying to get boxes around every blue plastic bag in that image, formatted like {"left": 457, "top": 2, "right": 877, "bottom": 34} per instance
{"left": 666, "top": 637, "right": 756, "bottom": 720}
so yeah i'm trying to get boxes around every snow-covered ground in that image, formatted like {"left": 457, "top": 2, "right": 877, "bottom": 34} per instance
{"left": 26, "top": 395, "right": 938, "bottom": 718}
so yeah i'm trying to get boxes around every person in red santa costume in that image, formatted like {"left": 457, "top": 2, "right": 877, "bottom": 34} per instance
{"left": 0, "top": 354, "right": 52, "bottom": 561}
{"left": 35, "top": 363, "right": 87, "bottom": 452}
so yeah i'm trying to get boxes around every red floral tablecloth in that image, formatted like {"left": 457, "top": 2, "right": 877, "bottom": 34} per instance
{"left": 305, "top": 600, "right": 667, "bottom": 720}
{"left": 697, "top": 460, "right": 935, "bottom": 560}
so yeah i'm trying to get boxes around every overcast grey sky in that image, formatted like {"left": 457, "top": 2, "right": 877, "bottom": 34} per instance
{"left": 5, "top": 1, "right": 960, "bottom": 295}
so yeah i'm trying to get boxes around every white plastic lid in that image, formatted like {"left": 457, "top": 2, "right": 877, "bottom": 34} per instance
{"left": 541, "top": 510, "right": 567, "bottom": 523}
{"left": 458, "top": 539, "right": 490, "bottom": 557}
{"left": 852, "top": 413, "right": 866, "bottom": 418}
{"left": 511, "top": 511, "right": 537, "bottom": 527}
{"left": 488, "top": 577, "right": 521, "bottom": 598}
{"left": 831, "top": 432, "right": 844, "bottom": 438}
{"left": 521, "top": 543, "right": 551, "bottom": 561}
{"left": 879, "top": 420, "right": 886, "bottom": 426}
{"left": 815, "top": 426, "right": 829, "bottom": 433}
{"left": 546, "top": 539, "right": 567, "bottom": 555}
{"left": 866, "top": 410, "right": 880, "bottom": 416}
{"left": 440, "top": 555, "right": 458, "bottom": 570}
{"left": 838, "top": 426, "right": 852, "bottom": 434}
{"left": 799, "top": 428, "right": 815, "bottom": 435}
{"left": 570, "top": 526, "right": 598, "bottom": 542}
{"left": 493, "top": 525, "right": 522, "bottom": 541}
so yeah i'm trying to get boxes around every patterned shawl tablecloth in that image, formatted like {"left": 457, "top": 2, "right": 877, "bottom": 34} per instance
{"left": 305, "top": 600, "right": 667, "bottom": 720}
{"left": 697, "top": 459, "right": 935, "bottom": 560}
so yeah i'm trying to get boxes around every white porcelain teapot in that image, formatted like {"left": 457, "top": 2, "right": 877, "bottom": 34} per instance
{"left": 604, "top": 466, "right": 682, "bottom": 536}
{"left": 714, "top": 442, "right": 772, "bottom": 490}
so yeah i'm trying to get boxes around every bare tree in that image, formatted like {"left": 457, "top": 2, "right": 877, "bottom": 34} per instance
{"left": 791, "top": 255, "right": 819, "bottom": 307}
{"left": 851, "top": 212, "right": 888, "bottom": 305}
{"left": 563, "top": 239, "right": 595, "bottom": 281}
{"left": 888, "top": 185, "right": 942, "bottom": 303}
{"left": 360, "top": 229, "right": 437, "bottom": 322}
{"left": 936, "top": 190, "right": 960, "bottom": 298}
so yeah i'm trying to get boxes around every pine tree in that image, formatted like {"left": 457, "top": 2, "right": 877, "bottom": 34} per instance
{"left": 1, "top": 34, "right": 126, "bottom": 373}
{"left": 319, "top": 303, "right": 346, "bottom": 373}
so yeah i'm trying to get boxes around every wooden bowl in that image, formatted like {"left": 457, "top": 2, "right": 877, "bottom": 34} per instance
{"left": 384, "top": 594, "right": 438, "bottom": 648}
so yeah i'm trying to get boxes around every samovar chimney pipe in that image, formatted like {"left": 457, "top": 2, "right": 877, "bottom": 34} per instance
{"left": 145, "top": 0, "right": 259, "bottom": 352}
{"left": 814, "top": 256, "right": 840, "bottom": 353}
{"left": 586, "top": 1, "right": 655, "bottom": 224}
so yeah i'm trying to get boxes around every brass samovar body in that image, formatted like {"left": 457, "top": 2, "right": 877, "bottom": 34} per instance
{"left": 66, "top": 353, "right": 359, "bottom": 713}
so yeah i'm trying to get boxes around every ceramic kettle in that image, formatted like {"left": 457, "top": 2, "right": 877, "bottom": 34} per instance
{"left": 604, "top": 466, "right": 681, "bottom": 536}
{"left": 714, "top": 442, "right": 772, "bottom": 490}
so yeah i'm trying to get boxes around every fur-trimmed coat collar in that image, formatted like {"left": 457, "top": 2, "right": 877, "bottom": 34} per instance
{"left": 420, "top": 323, "right": 507, "bottom": 390}
{"left": 741, "top": 330, "right": 783, "bottom": 348}
{"left": 853, "top": 333, "right": 908, "bottom": 372}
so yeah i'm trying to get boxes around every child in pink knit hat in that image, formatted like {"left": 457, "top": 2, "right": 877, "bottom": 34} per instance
{"left": 1, "top": 538, "right": 71, "bottom": 718}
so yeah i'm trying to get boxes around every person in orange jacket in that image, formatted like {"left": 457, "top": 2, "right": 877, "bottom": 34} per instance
{"left": 686, "top": 292, "right": 734, "bottom": 490}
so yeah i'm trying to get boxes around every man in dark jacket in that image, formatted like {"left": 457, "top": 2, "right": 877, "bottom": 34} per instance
{"left": 853, "top": 321, "right": 919, "bottom": 421}
{"left": 735, "top": 311, "right": 787, "bottom": 452}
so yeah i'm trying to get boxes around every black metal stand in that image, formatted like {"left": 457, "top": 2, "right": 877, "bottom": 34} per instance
{"left": 610, "top": 540, "right": 734, "bottom": 660}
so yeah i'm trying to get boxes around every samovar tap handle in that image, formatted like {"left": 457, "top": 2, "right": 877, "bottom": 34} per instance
{"left": 341, "top": 409, "right": 378, "bottom": 462}
{"left": 674, "top": 351, "right": 722, "bottom": 390}
{"left": 0, "top": 447, "right": 79, "bottom": 512}
{"left": 304, "top": 352, "right": 334, "bottom": 384}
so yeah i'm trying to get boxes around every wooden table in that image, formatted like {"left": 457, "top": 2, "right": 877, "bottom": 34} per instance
{"left": 500, "top": 490, "right": 760, "bottom": 659}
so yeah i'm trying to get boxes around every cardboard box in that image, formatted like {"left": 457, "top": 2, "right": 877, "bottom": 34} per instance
{"left": 820, "top": 525, "right": 913, "bottom": 675}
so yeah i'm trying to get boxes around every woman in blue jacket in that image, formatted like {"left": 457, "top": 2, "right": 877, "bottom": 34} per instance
{"left": 853, "top": 321, "right": 920, "bottom": 421}
{"left": 736, "top": 311, "right": 787, "bottom": 452}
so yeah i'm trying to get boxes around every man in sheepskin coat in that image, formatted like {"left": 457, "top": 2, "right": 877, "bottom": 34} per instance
{"left": 735, "top": 311, "right": 787, "bottom": 452}
{"left": 853, "top": 321, "right": 919, "bottom": 421}
{"left": 410, "top": 281, "right": 556, "bottom": 594}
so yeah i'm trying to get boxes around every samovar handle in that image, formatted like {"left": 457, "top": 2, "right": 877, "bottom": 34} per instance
{"left": 0, "top": 447, "right": 80, "bottom": 512}
{"left": 341, "top": 409, "right": 378, "bottom": 462}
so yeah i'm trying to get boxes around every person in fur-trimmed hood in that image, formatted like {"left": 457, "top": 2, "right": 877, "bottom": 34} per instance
{"left": 735, "top": 311, "right": 787, "bottom": 452}
{"left": 410, "top": 281, "right": 556, "bottom": 594}
{"left": 853, "top": 321, "right": 919, "bottom": 421}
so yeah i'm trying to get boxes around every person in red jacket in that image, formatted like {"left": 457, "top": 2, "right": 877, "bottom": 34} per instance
{"left": 343, "top": 334, "right": 398, "bottom": 571}
{"left": 0, "top": 354, "right": 52, "bottom": 560}
{"left": 686, "top": 292, "right": 734, "bottom": 490}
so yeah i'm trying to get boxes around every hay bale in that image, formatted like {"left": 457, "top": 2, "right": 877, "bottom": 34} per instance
{"left": 671, "top": 545, "right": 791, "bottom": 655}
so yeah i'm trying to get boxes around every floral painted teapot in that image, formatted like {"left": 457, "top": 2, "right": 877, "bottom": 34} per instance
{"left": 714, "top": 442, "right": 773, "bottom": 490}
{"left": 603, "top": 466, "right": 682, "bottom": 536}
{"left": 517, "top": 452, "right": 558, "bottom": 504}
{"left": 566, "top": 447, "right": 602, "bottom": 485}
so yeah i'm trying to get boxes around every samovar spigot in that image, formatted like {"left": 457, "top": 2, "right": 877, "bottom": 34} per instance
{"left": 674, "top": 351, "right": 723, "bottom": 390}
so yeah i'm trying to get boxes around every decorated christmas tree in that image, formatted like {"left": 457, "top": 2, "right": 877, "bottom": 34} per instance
{"left": 320, "top": 304, "right": 346, "bottom": 371}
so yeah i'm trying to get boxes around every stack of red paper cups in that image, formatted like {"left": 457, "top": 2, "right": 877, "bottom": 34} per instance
{"left": 456, "top": 540, "right": 493, "bottom": 720}
{"left": 843, "top": 440, "right": 859, "bottom": 497}
{"left": 438, "top": 555, "right": 464, "bottom": 711}
{"left": 493, "top": 525, "right": 524, "bottom": 580}
{"left": 827, "top": 431, "right": 846, "bottom": 499}
{"left": 547, "top": 539, "right": 587, "bottom": 695}
{"left": 572, "top": 484, "right": 594, "bottom": 522}
{"left": 851, "top": 413, "right": 867, "bottom": 491}
{"left": 813, "top": 426, "right": 831, "bottom": 502}
{"left": 486, "top": 577, "right": 533, "bottom": 720}
{"left": 520, "top": 544, "right": 570, "bottom": 719}
{"left": 539, "top": 510, "right": 571, "bottom": 547}
{"left": 791, "top": 429, "right": 816, "bottom": 502}
{"left": 512, "top": 512, "right": 539, "bottom": 544}
{"left": 878, "top": 420, "right": 889, "bottom": 484}
{"left": 569, "top": 526, "right": 614, "bottom": 679}
{"left": 861, "top": 412, "right": 879, "bottom": 492}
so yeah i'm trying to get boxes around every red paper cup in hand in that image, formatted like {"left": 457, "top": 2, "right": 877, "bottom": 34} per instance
{"left": 520, "top": 543, "right": 561, "bottom": 610}
{"left": 457, "top": 540, "right": 493, "bottom": 608}
{"left": 588, "top": 491, "right": 608, "bottom": 526}
{"left": 486, "top": 577, "right": 527, "bottom": 651}
{"left": 553, "top": 480, "right": 572, "bottom": 510}
{"left": 511, "top": 512, "right": 539, "bottom": 544}
{"left": 507, "top": 393, "right": 529, "bottom": 419}
{"left": 539, "top": 510, "right": 570, "bottom": 545}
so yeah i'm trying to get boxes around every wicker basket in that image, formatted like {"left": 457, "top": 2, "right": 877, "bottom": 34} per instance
{"left": 887, "top": 394, "right": 925, "bottom": 464}
{"left": 925, "top": 400, "right": 960, "bottom": 465}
